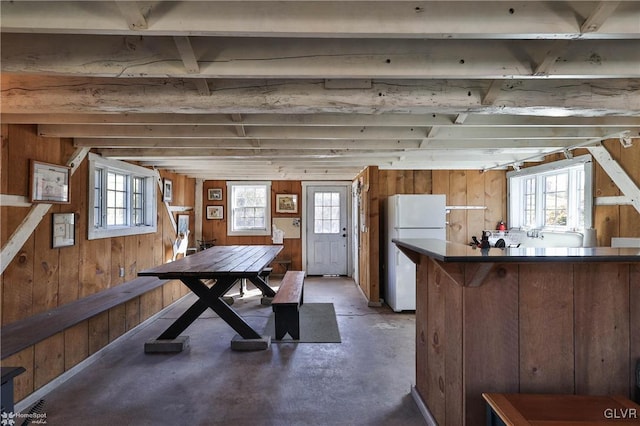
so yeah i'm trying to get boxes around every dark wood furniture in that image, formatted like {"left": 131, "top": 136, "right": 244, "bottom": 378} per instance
{"left": 393, "top": 238, "right": 640, "bottom": 426}
{"left": 0, "top": 276, "right": 168, "bottom": 360}
{"left": 272, "top": 271, "right": 305, "bottom": 340}
{"left": 483, "top": 393, "right": 640, "bottom": 425}
{"left": 1, "top": 366, "right": 26, "bottom": 415}
{"left": 138, "top": 245, "right": 282, "bottom": 350}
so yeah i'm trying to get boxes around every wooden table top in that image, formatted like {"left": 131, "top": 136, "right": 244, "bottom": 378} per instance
{"left": 138, "top": 245, "right": 283, "bottom": 280}
{"left": 483, "top": 393, "right": 640, "bottom": 425}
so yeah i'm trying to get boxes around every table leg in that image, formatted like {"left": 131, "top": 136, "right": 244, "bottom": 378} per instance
{"left": 247, "top": 275, "right": 276, "bottom": 297}
{"left": 158, "top": 298, "right": 208, "bottom": 340}
{"left": 180, "top": 276, "right": 262, "bottom": 340}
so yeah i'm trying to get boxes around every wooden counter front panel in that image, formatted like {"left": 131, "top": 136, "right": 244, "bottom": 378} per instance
{"left": 414, "top": 256, "right": 639, "bottom": 426}
{"left": 519, "top": 263, "right": 575, "bottom": 394}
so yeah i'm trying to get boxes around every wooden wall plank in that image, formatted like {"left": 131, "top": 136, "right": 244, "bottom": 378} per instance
{"left": 415, "top": 256, "right": 430, "bottom": 410}
{"left": 414, "top": 170, "right": 432, "bottom": 194}
{"left": 87, "top": 311, "right": 109, "bottom": 356}
{"left": 443, "top": 263, "right": 463, "bottom": 426}
{"left": 1, "top": 124, "right": 8, "bottom": 197}
{"left": 466, "top": 170, "right": 485, "bottom": 244}
{"left": 125, "top": 297, "right": 141, "bottom": 331}
{"left": 574, "top": 263, "right": 630, "bottom": 395}
{"left": 34, "top": 333, "right": 64, "bottom": 390}
{"left": 79, "top": 237, "right": 111, "bottom": 297}
{"left": 449, "top": 171, "right": 467, "bottom": 244}
{"left": 426, "top": 259, "right": 446, "bottom": 422}
{"left": 519, "top": 264, "right": 574, "bottom": 393}
{"left": 2, "top": 230, "right": 35, "bottom": 324}
{"left": 108, "top": 305, "right": 126, "bottom": 342}
{"left": 484, "top": 170, "right": 506, "bottom": 231}
{"left": 64, "top": 322, "right": 88, "bottom": 370}
{"left": 140, "top": 287, "right": 163, "bottom": 322}
{"left": 110, "top": 237, "right": 125, "bottom": 287}
{"left": 463, "top": 264, "right": 519, "bottom": 425}
{"left": 33, "top": 211, "right": 59, "bottom": 314}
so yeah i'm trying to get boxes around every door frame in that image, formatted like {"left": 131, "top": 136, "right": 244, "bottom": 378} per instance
{"left": 302, "top": 181, "right": 353, "bottom": 277}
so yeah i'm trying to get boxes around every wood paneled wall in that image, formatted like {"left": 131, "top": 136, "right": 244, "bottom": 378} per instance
{"left": 1, "top": 124, "right": 194, "bottom": 402}
{"left": 200, "top": 180, "right": 302, "bottom": 273}
{"left": 354, "top": 167, "right": 380, "bottom": 304}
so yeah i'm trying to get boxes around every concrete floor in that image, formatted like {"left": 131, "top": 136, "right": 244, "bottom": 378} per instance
{"left": 34, "top": 277, "right": 425, "bottom": 426}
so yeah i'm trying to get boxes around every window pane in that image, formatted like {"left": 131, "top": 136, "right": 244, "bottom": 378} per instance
{"left": 106, "top": 171, "right": 127, "bottom": 226}
{"left": 314, "top": 191, "right": 340, "bottom": 234}
{"left": 231, "top": 184, "right": 269, "bottom": 231}
{"left": 543, "top": 173, "right": 569, "bottom": 227}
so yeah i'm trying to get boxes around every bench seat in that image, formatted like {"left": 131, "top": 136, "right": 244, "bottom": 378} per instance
{"left": 272, "top": 271, "right": 305, "bottom": 340}
{"left": 1, "top": 276, "right": 168, "bottom": 360}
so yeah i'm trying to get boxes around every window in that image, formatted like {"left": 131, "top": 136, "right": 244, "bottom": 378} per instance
{"left": 227, "top": 181, "right": 271, "bottom": 236}
{"left": 314, "top": 192, "right": 341, "bottom": 234}
{"left": 88, "top": 153, "right": 157, "bottom": 239}
{"left": 507, "top": 155, "right": 592, "bottom": 231}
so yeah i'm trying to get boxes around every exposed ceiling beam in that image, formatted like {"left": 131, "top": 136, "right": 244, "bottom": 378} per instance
{"left": 115, "top": 1, "right": 148, "bottom": 31}
{"left": 3, "top": 1, "right": 639, "bottom": 38}
{"left": 39, "top": 124, "right": 639, "bottom": 140}
{"left": 5, "top": 113, "right": 638, "bottom": 128}
{"left": 581, "top": 1, "right": 621, "bottom": 33}
{"left": 4, "top": 75, "right": 638, "bottom": 117}
{"left": 3, "top": 33, "right": 639, "bottom": 79}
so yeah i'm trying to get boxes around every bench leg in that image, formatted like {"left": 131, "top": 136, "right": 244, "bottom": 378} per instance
{"left": 274, "top": 306, "right": 300, "bottom": 340}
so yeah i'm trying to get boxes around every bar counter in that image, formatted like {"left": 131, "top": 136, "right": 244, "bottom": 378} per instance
{"left": 393, "top": 238, "right": 640, "bottom": 426}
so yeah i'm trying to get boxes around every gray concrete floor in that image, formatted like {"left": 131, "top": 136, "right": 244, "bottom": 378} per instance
{"left": 35, "top": 277, "right": 425, "bottom": 426}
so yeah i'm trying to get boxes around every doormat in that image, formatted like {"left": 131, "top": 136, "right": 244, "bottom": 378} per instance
{"left": 263, "top": 303, "right": 341, "bottom": 343}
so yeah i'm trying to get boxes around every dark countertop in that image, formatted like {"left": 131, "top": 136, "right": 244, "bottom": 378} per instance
{"left": 393, "top": 238, "right": 640, "bottom": 263}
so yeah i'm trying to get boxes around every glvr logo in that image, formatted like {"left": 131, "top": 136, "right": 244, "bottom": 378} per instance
{"left": 603, "top": 408, "right": 638, "bottom": 419}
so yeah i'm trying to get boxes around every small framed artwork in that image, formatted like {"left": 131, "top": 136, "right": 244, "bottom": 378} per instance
{"left": 276, "top": 194, "right": 298, "bottom": 213}
{"left": 177, "top": 214, "right": 189, "bottom": 234}
{"left": 208, "top": 188, "right": 223, "bottom": 201}
{"left": 163, "top": 178, "right": 173, "bottom": 202}
{"left": 52, "top": 213, "right": 75, "bottom": 248}
{"left": 206, "top": 205, "right": 224, "bottom": 220}
{"left": 30, "top": 160, "right": 71, "bottom": 204}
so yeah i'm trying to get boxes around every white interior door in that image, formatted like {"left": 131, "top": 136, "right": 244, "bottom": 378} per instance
{"left": 306, "top": 185, "right": 348, "bottom": 275}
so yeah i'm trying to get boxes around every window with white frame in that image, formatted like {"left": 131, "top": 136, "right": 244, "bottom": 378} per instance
{"left": 88, "top": 153, "right": 157, "bottom": 239}
{"left": 507, "top": 155, "right": 593, "bottom": 232}
{"left": 227, "top": 181, "right": 271, "bottom": 236}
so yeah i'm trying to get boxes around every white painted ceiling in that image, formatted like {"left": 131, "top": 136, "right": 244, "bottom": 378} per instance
{"left": 1, "top": 1, "right": 639, "bottom": 180}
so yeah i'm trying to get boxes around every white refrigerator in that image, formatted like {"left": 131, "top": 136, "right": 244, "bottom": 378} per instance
{"left": 385, "top": 194, "right": 446, "bottom": 312}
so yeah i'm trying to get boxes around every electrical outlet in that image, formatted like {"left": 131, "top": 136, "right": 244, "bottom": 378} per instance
{"left": 119, "top": 267, "right": 125, "bottom": 278}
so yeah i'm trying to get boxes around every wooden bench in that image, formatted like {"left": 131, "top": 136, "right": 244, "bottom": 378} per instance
{"left": 1, "top": 276, "right": 168, "bottom": 360}
{"left": 272, "top": 259, "right": 292, "bottom": 275}
{"left": 271, "top": 271, "right": 305, "bottom": 340}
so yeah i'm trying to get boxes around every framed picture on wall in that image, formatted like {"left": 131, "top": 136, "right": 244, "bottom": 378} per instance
{"left": 206, "top": 205, "right": 224, "bottom": 220}
{"left": 177, "top": 214, "right": 189, "bottom": 234}
{"left": 208, "top": 188, "right": 223, "bottom": 201}
{"left": 276, "top": 194, "right": 298, "bottom": 213}
{"left": 52, "top": 212, "right": 75, "bottom": 248}
{"left": 163, "top": 178, "right": 173, "bottom": 202}
{"left": 30, "top": 160, "right": 71, "bottom": 204}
